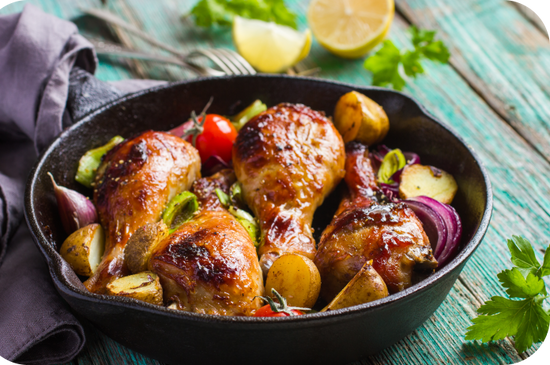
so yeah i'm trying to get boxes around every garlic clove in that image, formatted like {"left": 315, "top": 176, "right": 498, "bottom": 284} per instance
{"left": 48, "top": 172, "right": 98, "bottom": 234}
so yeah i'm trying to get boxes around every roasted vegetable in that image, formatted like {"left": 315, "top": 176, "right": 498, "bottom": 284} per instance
{"left": 124, "top": 221, "right": 169, "bottom": 274}
{"left": 322, "top": 260, "right": 388, "bottom": 312}
{"left": 232, "top": 100, "right": 267, "bottom": 131}
{"left": 254, "top": 288, "right": 310, "bottom": 317}
{"left": 377, "top": 148, "right": 406, "bottom": 184}
{"left": 333, "top": 91, "right": 389, "bottom": 145}
{"left": 162, "top": 191, "right": 199, "bottom": 233}
{"left": 59, "top": 223, "right": 105, "bottom": 277}
{"left": 215, "top": 188, "right": 259, "bottom": 245}
{"left": 105, "top": 271, "right": 164, "bottom": 306}
{"left": 399, "top": 164, "right": 458, "bottom": 204}
{"left": 75, "top": 136, "right": 124, "bottom": 188}
{"left": 49, "top": 172, "right": 98, "bottom": 234}
{"left": 265, "top": 253, "right": 321, "bottom": 308}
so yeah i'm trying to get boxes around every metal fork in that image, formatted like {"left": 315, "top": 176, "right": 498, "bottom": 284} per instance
{"left": 82, "top": 7, "right": 256, "bottom": 77}
{"left": 90, "top": 38, "right": 255, "bottom": 77}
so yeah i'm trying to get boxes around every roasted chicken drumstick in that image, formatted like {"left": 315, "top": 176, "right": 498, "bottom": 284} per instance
{"left": 146, "top": 169, "right": 264, "bottom": 316}
{"left": 233, "top": 103, "right": 346, "bottom": 274}
{"left": 84, "top": 131, "right": 201, "bottom": 293}
{"left": 314, "top": 142, "right": 437, "bottom": 300}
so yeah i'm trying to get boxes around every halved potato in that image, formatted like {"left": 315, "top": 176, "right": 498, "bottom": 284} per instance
{"left": 399, "top": 164, "right": 458, "bottom": 204}
{"left": 59, "top": 223, "right": 104, "bottom": 277}
{"left": 265, "top": 253, "right": 321, "bottom": 308}
{"left": 322, "top": 260, "right": 388, "bottom": 312}
{"left": 333, "top": 91, "right": 389, "bottom": 145}
{"left": 106, "top": 271, "right": 164, "bottom": 306}
{"left": 124, "top": 221, "right": 169, "bottom": 274}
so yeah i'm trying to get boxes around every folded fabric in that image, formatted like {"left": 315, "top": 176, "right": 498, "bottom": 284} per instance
{"left": 0, "top": 4, "right": 166, "bottom": 364}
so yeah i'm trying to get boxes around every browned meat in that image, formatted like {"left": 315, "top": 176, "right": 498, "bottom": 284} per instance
{"left": 84, "top": 131, "right": 201, "bottom": 293}
{"left": 232, "top": 103, "right": 346, "bottom": 274}
{"left": 314, "top": 142, "right": 437, "bottom": 300}
{"left": 148, "top": 169, "right": 264, "bottom": 316}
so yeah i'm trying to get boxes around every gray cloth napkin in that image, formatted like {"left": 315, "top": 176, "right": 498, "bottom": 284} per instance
{"left": 0, "top": 4, "right": 165, "bottom": 364}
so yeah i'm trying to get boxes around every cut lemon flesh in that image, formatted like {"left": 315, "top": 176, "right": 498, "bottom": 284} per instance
{"left": 307, "top": 0, "right": 394, "bottom": 59}
{"left": 233, "top": 16, "right": 311, "bottom": 73}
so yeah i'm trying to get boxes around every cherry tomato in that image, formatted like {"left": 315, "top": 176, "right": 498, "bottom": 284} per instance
{"left": 253, "top": 304, "right": 305, "bottom": 317}
{"left": 184, "top": 114, "right": 237, "bottom": 164}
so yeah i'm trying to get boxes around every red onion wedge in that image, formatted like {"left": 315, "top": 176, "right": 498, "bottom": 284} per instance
{"left": 371, "top": 146, "right": 421, "bottom": 185}
{"left": 48, "top": 172, "right": 98, "bottom": 234}
{"left": 201, "top": 155, "right": 229, "bottom": 176}
{"left": 404, "top": 152, "right": 421, "bottom": 166}
{"left": 380, "top": 182, "right": 400, "bottom": 201}
{"left": 402, "top": 199, "right": 448, "bottom": 259}
{"left": 404, "top": 196, "right": 462, "bottom": 267}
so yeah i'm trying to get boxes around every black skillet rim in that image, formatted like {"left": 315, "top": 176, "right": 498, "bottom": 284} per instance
{"left": 24, "top": 74, "right": 493, "bottom": 325}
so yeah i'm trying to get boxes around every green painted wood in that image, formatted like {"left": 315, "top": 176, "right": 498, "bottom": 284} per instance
{"left": 395, "top": 0, "right": 550, "bottom": 163}
{"left": 1, "top": 0, "right": 549, "bottom": 364}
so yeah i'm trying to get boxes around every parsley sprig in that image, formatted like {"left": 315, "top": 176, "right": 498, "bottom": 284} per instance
{"left": 190, "top": 0, "right": 297, "bottom": 29}
{"left": 364, "top": 27, "right": 450, "bottom": 91}
{"left": 465, "top": 236, "right": 550, "bottom": 353}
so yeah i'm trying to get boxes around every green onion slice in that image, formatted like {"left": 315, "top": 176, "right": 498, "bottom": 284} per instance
{"left": 75, "top": 136, "right": 125, "bottom": 188}
{"left": 162, "top": 191, "right": 199, "bottom": 233}
{"left": 215, "top": 188, "right": 259, "bottom": 246}
{"left": 232, "top": 100, "right": 267, "bottom": 131}
{"left": 377, "top": 149, "right": 406, "bottom": 184}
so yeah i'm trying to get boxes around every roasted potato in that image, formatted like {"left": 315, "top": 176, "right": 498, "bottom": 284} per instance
{"left": 59, "top": 223, "right": 104, "bottom": 277}
{"left": 265, "top": 253, "right": 321, "bottom": 308}
{"left": 322, "top": 260, "right": 388, "bottom": 312}
{"left": 124, "top": 221, "right": 169, "bottom": 274}
{"left": 105, "top": 271, "right": 164, "bottom": 306}
{"left": 333, "top": 91, "right": 389, "bottom": 145}
{"left": 399, "top": 164, "right": 458, "bottom": 204}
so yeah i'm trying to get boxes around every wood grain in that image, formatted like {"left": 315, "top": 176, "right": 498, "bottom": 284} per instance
{"left": 395, "top": 0, "right": 550, "bottom": 163}
{"left": 0, "top": 0, "right": 548, "bottom": 364}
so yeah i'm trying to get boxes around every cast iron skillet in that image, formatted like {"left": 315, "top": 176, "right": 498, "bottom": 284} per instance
{"left": 25, "top": 70, "right": 492, "bottom": 365}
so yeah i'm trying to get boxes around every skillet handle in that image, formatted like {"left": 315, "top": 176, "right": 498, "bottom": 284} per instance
{"left": 66, "top": 66, "right": 124, "bottom": 123}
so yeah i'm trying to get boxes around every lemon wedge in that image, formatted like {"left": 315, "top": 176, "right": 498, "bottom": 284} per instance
{"left": 232, "top": 16, "right": 311, "bottom": 73}
{"left": 307, "top": 0, "right": 394, "bottom": 59}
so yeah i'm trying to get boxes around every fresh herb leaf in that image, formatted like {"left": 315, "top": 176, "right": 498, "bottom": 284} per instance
{"left": 215, "top": 188, "right": 260, "bottom": 245}
{"left": 465, "top": 236, "right": 549, "bottom": 353}
{"left": 364, "top": 27, "right": 450, "bottom": 90}
{"left": 190, "top": 0, "right": 297, "bottom": 29}
{"left": 541, "top": 247, "right": 550, "bottom": 277}
{"left": 507, "top": 235, "right": 541, "bottom": 277}
{"left": 498, "top": 269, "right": 545, "bottom": 298}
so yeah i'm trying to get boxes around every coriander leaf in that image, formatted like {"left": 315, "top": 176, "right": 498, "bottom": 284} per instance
{"left": 498, "top": 268, "right": 545, "bottom": 298}
{"left": 514, "top": 296, "right": 549, "bottom": 353}
{"left": 421, "top": 40, "right": 451, "bottom": 63}
{"left": 190, "top": 0, "right": 297, "bottom": 29}
{"left": 364, "top": 40, "right": 405, "bottom": 90}
{"left": 401, "top": 50, "right": 424, "bottom": 77}
{"left": 364, "top": 27, "right": 450, "bottom": 90}
{"left": 465, "top": 296, "right": 528, "bottom": 342}
{"left": 466, "top": 236, "right": 550, "bottom": 354}
{"left": 507, "top": 236, "right": 541, "bottom": 277}
{"left": 542, "top": 247, "right": 550, "bottom": 277}
{"left": 410, "top": 26, "right": 436, "bottom": 47}
{"left": 265, "top": 0, "right": 297, "bottom": 29}
{"left": 191, "top": 0, "right": 233, "bottom": 27}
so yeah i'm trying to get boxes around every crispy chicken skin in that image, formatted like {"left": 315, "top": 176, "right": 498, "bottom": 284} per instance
{"left": 314, "top": 142, "right": 437, "bottom": 300}
{"left": 232, "top": 103, "right": 346, "bottom": 274}
{"left": 148, "top": 169, "right": 264, "bottom": 316}
{"left": 84, "top": 131, "right": 201, "bottom": 293}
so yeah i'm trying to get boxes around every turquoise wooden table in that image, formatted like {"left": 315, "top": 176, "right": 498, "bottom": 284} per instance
{"left": 2, "top": 0, "right": 549, "bottom": 364}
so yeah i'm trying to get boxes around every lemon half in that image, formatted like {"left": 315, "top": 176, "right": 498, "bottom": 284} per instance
{"left": 307, "top": 0, "right": 394, "bottom": 59}
{"left": 233, "top": 16, "right": 311, "bottom": 73}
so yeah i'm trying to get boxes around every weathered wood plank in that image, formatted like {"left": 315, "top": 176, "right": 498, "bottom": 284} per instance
{"left": 395, "top": 0, "right": 550, "bottom": 164}
{"left": 512, "top": 2, "right": 548, "bottom": 37}
{"left": 1, "top": 0, "right": 548, "bottom": 364}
